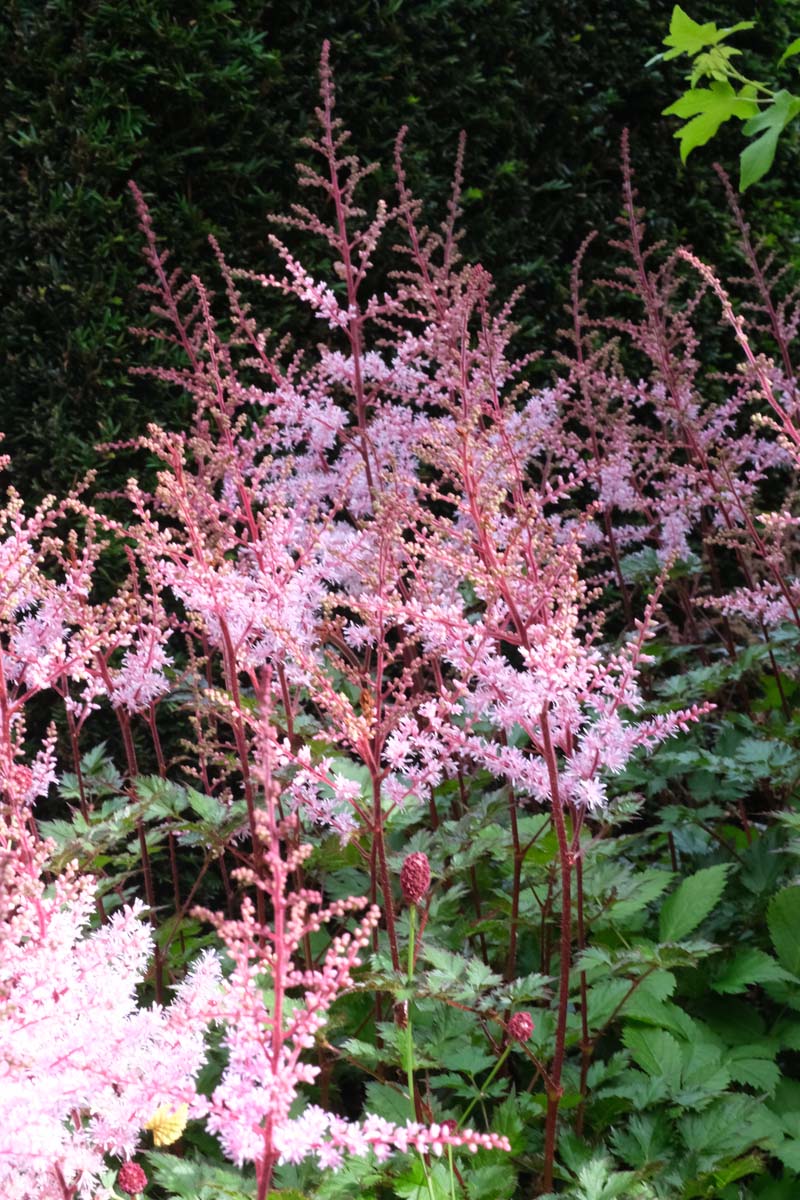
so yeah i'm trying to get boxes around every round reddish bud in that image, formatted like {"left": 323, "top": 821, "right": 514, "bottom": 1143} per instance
{"left": 118, "top": 1161, "right": 148, "bottom": 1196}
{"left": 400, "top": 851, "right": 431, "bottom": 904}
{"left": 507, "top": 1011, "right": 535, "bottom": 1043}
{"left": 441, "top": 1119, "right": 458, "bottom": 1135}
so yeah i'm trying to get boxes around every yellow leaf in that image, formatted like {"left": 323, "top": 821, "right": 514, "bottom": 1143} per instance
{"left": 145, "top": 1103, "right": 188, "bottom": 1147}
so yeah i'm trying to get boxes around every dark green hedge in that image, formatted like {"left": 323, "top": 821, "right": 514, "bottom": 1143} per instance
{"left": 2, "top": 0, "right": 798, "bottom": 497}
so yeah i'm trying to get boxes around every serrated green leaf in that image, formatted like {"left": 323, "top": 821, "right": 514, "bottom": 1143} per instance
{"left": 768, "top": 886, "right": 800, "bottom": 974}
{"left": 341, "top": 1037, "right": 386, "bottom": 1068}
{"left": 623, "top": 1027, "right": 682, "bottom": 1089}
{"left": 186, "top": 787, "right": 229, "bottom": 824}
{"left": 144, "top": 1151, "right": 256, "bottom": 1198}
{"left": 677, "top": 1038, "right": 731, "bottom": 1104}
{"left": 608, "top": 1112, "right": 673, "bottom": 1170}
{"left": 569, "top": 1155, "right": 644, "bottom": 1200}
{"left": 395, "top": 1161, "right": 451, "bottom": 1200}
{"left": 423, "top": 945, "right": 467, "bottom": 978}
{"left": 607, "top": 868, "right": 674, "bottom": 921}
{"left": 663, "top": 81, "right": 759, "bottom": 161}
{"left": 740, "top": 90, "right": 800, "bottom": 189}
{"left": 624, "top": 992, "right": 695, "bottom": 1039}
{"left": 465, "top": 959, "right": 502, "bottom": 991}
{"left": 363, "top": 1081, "right": 412, "bottom": 1125}
{"left": 727, "top": 1055, "right": 780, "bottom": 1094}
{"left": 584, "top": 979, "right": 631, "bottom": 1030}
{"left": 713, "top": 946, "right": 795, "bottom": 993}
{"left": 464, "top": 1163, "right": 517, "bottom": 1200}
{"left": 659, "top": 864, "right": 729, "bottom": 942}
{"left": 679, "top": 1094, "right": 770, "bottom": 1157}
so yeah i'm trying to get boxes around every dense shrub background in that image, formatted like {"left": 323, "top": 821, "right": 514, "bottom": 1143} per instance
{"left": 2, "top": 0, "right": 799, "bottom": 498}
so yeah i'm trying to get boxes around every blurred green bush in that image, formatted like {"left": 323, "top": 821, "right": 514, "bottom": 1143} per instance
{"left": 2, "top": 0, "right": 798, "bottom": 497}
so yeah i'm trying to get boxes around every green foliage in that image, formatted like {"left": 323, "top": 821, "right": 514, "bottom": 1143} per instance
{"left": 767, "top": 887, "right": 800, "bottom": 976}
{"left": 144, "top": 1150, "right": 258, "bottom": 1198}
{"left": 661, "top": 7, "right": 755, "bottom": 64}
{"left": 70, "top": 662, "right": 800, "bottom": 1197}
{"left": 741, "top": 90, "right": 800, "bottom": 190}
{"left": 662, "top": 81, "right": 758, "bottom": 163}
{"left": 659, "top": 863, "right": 729, "bottom": 942}
{"left": 660, "top": 5, "right": 800, "bottom": 188}
{"left": 3, "top": 0, "right": 800, "bottom": 500}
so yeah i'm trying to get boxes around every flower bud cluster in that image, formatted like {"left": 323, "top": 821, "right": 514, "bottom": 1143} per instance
{"left": 400, "top": 851, "right": 431, "bottom": 904}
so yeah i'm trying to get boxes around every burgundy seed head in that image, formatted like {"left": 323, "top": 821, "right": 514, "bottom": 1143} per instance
{"left": 507, "top": 1011, "right": 535, "bottom": 1043}
{"left": 400, "top": 851, "right": 431, "bottom": 904}
{"left": 118, "top": 1161, "right": 148, "bottom": 1196}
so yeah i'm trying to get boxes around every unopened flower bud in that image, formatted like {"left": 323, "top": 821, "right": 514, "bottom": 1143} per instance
{"left": 400, "top": 851, "right": 431, "bottom": 904}
{"left": 118, "top": 1161, "right": 148, "bottom": 1196}
{"left": 507, "top": 1011, "right": 535, "bottom": 1043}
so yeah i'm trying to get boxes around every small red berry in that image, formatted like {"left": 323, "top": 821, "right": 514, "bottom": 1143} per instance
{"left": 507, "top": 1011, "right": 535, "bottom": 1043}
{"left": 400, "top": 851, "right": 431, "bottom": 904}
{"left": 118, "top": 1161, "right": 148, "bottom": 1196}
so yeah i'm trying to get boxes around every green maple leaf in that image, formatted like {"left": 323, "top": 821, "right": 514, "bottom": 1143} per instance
{"left": 663, "top": 80, "right": 759, "bottom": 161}
{"left": 663, "top": 6, "right": 755, "bottom": 62}
{"left": 778, "top": 36, "right": 800, "bottom": 69}
{"left": 740, "top": 89, "right": 800, "bottom": 189}
{"left": 689, "top": 45, "right": 742, "bottom": 88}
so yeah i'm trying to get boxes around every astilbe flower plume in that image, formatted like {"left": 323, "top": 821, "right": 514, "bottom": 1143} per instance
{"left": 191, "top": 717, "right": 508, "bottom": 1200}
{"left": 0, "top": 809, "right": 219, "bottom": 1200}
{"left": 557, "top": 136, "right": 800, "bottom": 642}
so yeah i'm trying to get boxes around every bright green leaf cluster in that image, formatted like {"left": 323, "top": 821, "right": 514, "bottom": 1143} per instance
{"left": 659, "top": 6, "right": 800, "bottom": 189}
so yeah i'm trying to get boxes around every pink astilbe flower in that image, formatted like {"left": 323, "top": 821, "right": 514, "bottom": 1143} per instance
{"left": 272, "top": 1108, "right": 509, "bottom": 1170}
{"left": 713, "top": 579, "right": 800, "bottom": 629}
{"left": 553, "top": 136, "right": 800, "bottom": 650}
{"left": 192, "top": 714, "right": 508, "bottom": 1199}
{"left": 0, "top": 812, "right": 220, "bottom": 1200}
{"left": 107, "top": 623, "right": 173, "bottom": 714}
{"left": 195, "top": 873, "right": 380, "bottom": 1178}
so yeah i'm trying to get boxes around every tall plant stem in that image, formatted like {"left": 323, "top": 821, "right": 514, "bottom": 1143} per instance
{"left": 108, "top": 698, "right": 165, "bottom": 1005}
{"left": 372, "top": 772, "right": 401, "bottom": 972}
{"left": 500, "top": 730, "right": 523, "bottom": 982}
{"left": 219, "top": 625, "right": 266, "bottom": 927}
{"left": 506, "top": 788, "right": 523, "bottom": 982}
{"left": 458, "top": 770, "right": 489, "bottom": 961}
{"left": 540, "top": 709, "right": 572, "bottom": 1194}
{"left": 575, "top": 851, "right": 590, "bottom": 1136}
{"left": 458, "top": 1042, "right": 512, "bottom": 1131}
{"left": 405, "top": 904, "right": 436, "bottom": 1199}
